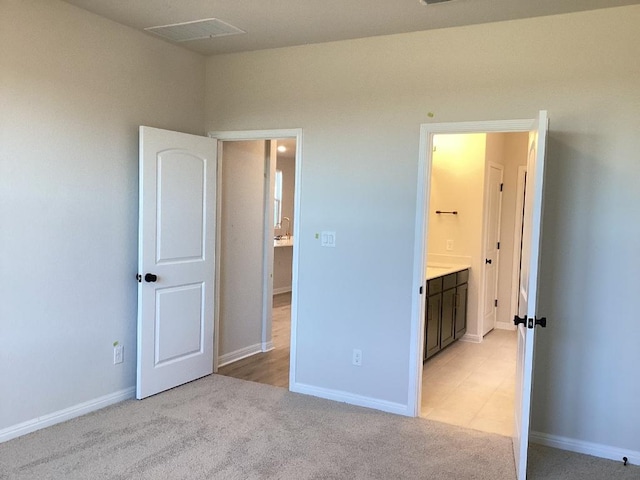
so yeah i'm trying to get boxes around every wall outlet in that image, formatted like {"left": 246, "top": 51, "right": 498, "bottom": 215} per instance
{"left": 446, "top": 239, "right": 454, "bottom": 251}
{"left": 113, "top": 345, "right": 123, "bottom": 364}
{"left": 352, "top": 349, "right": 362, "bottom": 366}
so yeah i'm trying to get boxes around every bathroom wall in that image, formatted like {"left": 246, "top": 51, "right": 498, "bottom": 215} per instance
{"left": 429, "top": 132, "right": 528, "bottom": 338}
{"left": 273, "top": 153, "right": 296, "bottom": 294}
{"left": 427, "top": 133, "right": 486, "bottom": 339}
{"left": 488, "top": 133, "right": 529, "bottom": 329}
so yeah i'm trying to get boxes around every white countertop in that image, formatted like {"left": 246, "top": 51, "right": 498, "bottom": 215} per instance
{"left": 274, "top": 236, "right": 293, "bottom": 248}
{"left": 426, "top": 264, "right": 470, "bottom": 280}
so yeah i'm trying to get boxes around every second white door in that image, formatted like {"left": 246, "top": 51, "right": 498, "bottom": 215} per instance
{"left": 482, "top": 163, "right": 504, "bottom": 336}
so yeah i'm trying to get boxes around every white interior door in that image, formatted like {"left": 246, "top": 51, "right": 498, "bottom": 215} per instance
{"left": 513, "top": 111, "right": 548, "bottom": 479}
{"left": 137, "top": 126, "right": 217, "bottom": 399}
{"left": 482, "top": 163, "right": 504, "bottom": 336}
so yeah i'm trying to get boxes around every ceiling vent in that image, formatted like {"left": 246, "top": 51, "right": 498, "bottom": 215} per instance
{"left": 419, "top": 0, "right": 454, "bottom": 4}
{"left": 145, "top": 18, "right": 245, "bottom": 43}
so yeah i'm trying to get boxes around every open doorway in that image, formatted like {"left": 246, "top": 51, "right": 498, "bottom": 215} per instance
{"left": 419, "top": 131, "right": 529, "bottom": 436}
{"left": 210, "top": 130, "right": 302, "bottom": 391}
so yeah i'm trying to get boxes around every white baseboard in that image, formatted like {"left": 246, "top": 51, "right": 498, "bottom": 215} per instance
{"left": 460, "top": 333, "right": 482, "bottom": 343}
{"left": 273, "top": 286, "right": 292, "bottom": 295}
{"left": 290, "top": 382, "right": 411, "bottom": 417}
{"left": 0, "top": 386, "right": 135, "bottom": 444}
{"left": 530, "top": 431, "right": 639, "bottom": 466}
{"left": 496, "top": 321, "right": 516, "bottom": 331}
{"left": 262, "top": 341, "right": 274, "bottom": 352}
{"left": 218, "top": 343, "right": 263, "bottom": 367}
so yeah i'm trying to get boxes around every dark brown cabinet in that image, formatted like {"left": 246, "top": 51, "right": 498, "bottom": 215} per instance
{"left": 424, "top": 269, "right": 469, "bottom": 361}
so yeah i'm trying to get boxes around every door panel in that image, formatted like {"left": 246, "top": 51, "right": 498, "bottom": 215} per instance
{"left": 513, "top": 111, "right": 548, "bottom": 480}
{"left": 483, "top": 164, "right": 504, "bottom": 335}
{"left": 156, "top": 152, "right": 205, "bottom": 263}
{"left": 137, "top": 126, "right": 217, "bottom": 400}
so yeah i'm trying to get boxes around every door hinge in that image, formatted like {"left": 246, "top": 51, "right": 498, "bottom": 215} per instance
{"left": 528, "top": 317, "right": 534, "bottom": 329}
{"left": 494, "top": 299, "right": 498, "bottom": 307}
{"left": 419, "top": 285, "right": 424, "bottom": 295}
{"left": 497, "top": 241, "right": 500, "bottom": 250}
{"left": 500, "top": 183, "right": 504, "bottom": 192}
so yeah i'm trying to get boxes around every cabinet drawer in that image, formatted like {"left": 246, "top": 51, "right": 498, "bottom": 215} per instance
{"left": 427, "top": 277, "right": 442, "bottom": 295}
{"left": 443, "top": 273, "right": 457, "bottom": 290}
{"left": 457, "top": 269, "right": 469, "bottom": 285}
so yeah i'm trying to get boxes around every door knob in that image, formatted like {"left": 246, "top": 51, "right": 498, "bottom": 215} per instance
{"left": 514, "top": 315, "right": 527, "bottom": 326}
{"left": 535, "top": 317, "right": 547, "bottom": 328}
{"left": 485, "top": 258, "right": 492, "bottom": 264}
{"left": 144, "top": 273, "right": 158, "bottom": 283}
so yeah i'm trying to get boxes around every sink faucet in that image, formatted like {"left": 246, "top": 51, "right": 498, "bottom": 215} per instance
{"left": 282, "top": 217, "right": 291, "bottom": 238}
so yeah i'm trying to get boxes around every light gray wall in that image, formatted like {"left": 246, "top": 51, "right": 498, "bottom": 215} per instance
{"left": 219, "top": 141, "right": 267, "bottom": 358}
{"left": 204, "top": 6, "right": 640, "bottom": 452}
{"left": 0, "top": 0, "right": 205, "bottom": 430}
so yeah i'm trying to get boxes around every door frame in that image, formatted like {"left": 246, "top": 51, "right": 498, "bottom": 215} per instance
{"left": 480, "top": 161, "right": 504, "bottom": 336}
{"left": 509, "top": 166, "right": 527, "bottom": 327}
{"left": 208, "top": 129, "right": 302, "bottom": 384}
{"left": 410, "top": 118, "right": 537, "bottom": 417}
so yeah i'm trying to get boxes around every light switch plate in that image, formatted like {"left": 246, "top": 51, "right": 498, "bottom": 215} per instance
{"left": 321, "top": 231, "right": 336, "bottom": 247}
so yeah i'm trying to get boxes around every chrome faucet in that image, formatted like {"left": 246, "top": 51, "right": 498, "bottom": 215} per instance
{"left": 282, "top": 216, "right": 291, "bottom": 238}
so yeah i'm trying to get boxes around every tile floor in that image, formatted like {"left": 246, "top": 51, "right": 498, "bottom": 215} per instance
{"left": 421, "top": 329, "right": 517, "bottom": 437}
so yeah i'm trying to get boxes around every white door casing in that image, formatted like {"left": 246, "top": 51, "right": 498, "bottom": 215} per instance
{"left": 208, "top": 128, "right": 303, "bottom": 389}
{"left": 137, "top": 126, "right": 217, "bottom": 400}
{"left": 482, "top": 163, "right": 504, "bottom": 336}
{"left": 513, "top": 110, "right": 548, "bottom": 480}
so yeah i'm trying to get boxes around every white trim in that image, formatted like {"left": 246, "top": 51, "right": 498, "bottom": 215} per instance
{"left": 273, "top": 286, "right": 292, "bottom": 295}
{"left": 218, "top": 343, "right": 263, "bottom": 367}
{"left": 0, "top": 387, "right": 135, "bottom": 444}
{"left": 208, "top": 128, "right": 303, "bottom": 391}
{"left": 412, "top": 117, "right": 537, "bottom": 418}
{"left": 213, "top": 140, "right": 223, "bottom": 373}
{"left": 530, "top": 431, "right": 640, "bottom": 466}
{"left": 509, "top": 165, "right": 527, "bottom": 328}
{"left": 262, "top": 141, "right": 276, "bottom": 352}
{"left": 262, "top": 341, "right": 274, "bottom": 352}
{"left": 496, "top": 321, "right": 516, "bottom": 331}
{"left": 460, "top": 333, "right": 483, "bottom": 343}
{"left": 290, "top": 382, "right": 411, "bottom": 417}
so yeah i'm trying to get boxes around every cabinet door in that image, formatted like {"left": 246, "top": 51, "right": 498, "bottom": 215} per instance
{"left": 425, "top": 294, "right": 441, "bottom": 360}
{"left": 441, "top": 288, "right": 456, "bottom": 349}
{"left": 455, "top": 282, "right": 468, "bottom": 339}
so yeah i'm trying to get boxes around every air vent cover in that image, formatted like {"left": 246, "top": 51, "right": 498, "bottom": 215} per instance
{"left": 420, "top": 0, "right": 453, "bottom": 4}
{"left": 145, "top": 18, "right": 245, "bottom": 43}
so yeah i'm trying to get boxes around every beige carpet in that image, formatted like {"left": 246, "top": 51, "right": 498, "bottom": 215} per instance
{"left": 0, "top": 375, "right": 514, "bottom": 479}
{"left": 0, "top": 374, "right": 636, "bottom": 479}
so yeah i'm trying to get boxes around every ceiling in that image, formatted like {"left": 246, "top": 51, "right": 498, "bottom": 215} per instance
{"left": 63, "top": 0, "right": 640, "bottom": 56}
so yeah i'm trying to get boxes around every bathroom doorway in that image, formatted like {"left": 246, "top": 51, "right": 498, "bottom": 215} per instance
{"left": 419, "top": 130, "right": 529, "bottom": 436}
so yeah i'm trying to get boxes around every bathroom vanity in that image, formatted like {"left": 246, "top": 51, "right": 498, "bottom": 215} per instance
{"left": 424, "top": 266, "right": 470, "bottom": 361}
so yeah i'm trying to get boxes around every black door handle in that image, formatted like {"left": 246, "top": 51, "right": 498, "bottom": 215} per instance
{"left": 535, "top": 317, "right": 547, "bottom": 328}
{"left": 514, "top": 315, "right": 527, "bottom": 326}
{"left": 144, "top": 273, "right": 158, "bottom": 283}
{"left": 485, "top": 258, "right": 492, "bottom": 264}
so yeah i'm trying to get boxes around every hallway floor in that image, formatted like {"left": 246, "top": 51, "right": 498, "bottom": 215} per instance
{"left": 421, "top": 329, "right": 517, "bottom": 437}
{"left": 217, "top": 292, "right": 291, "bottom": 388}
